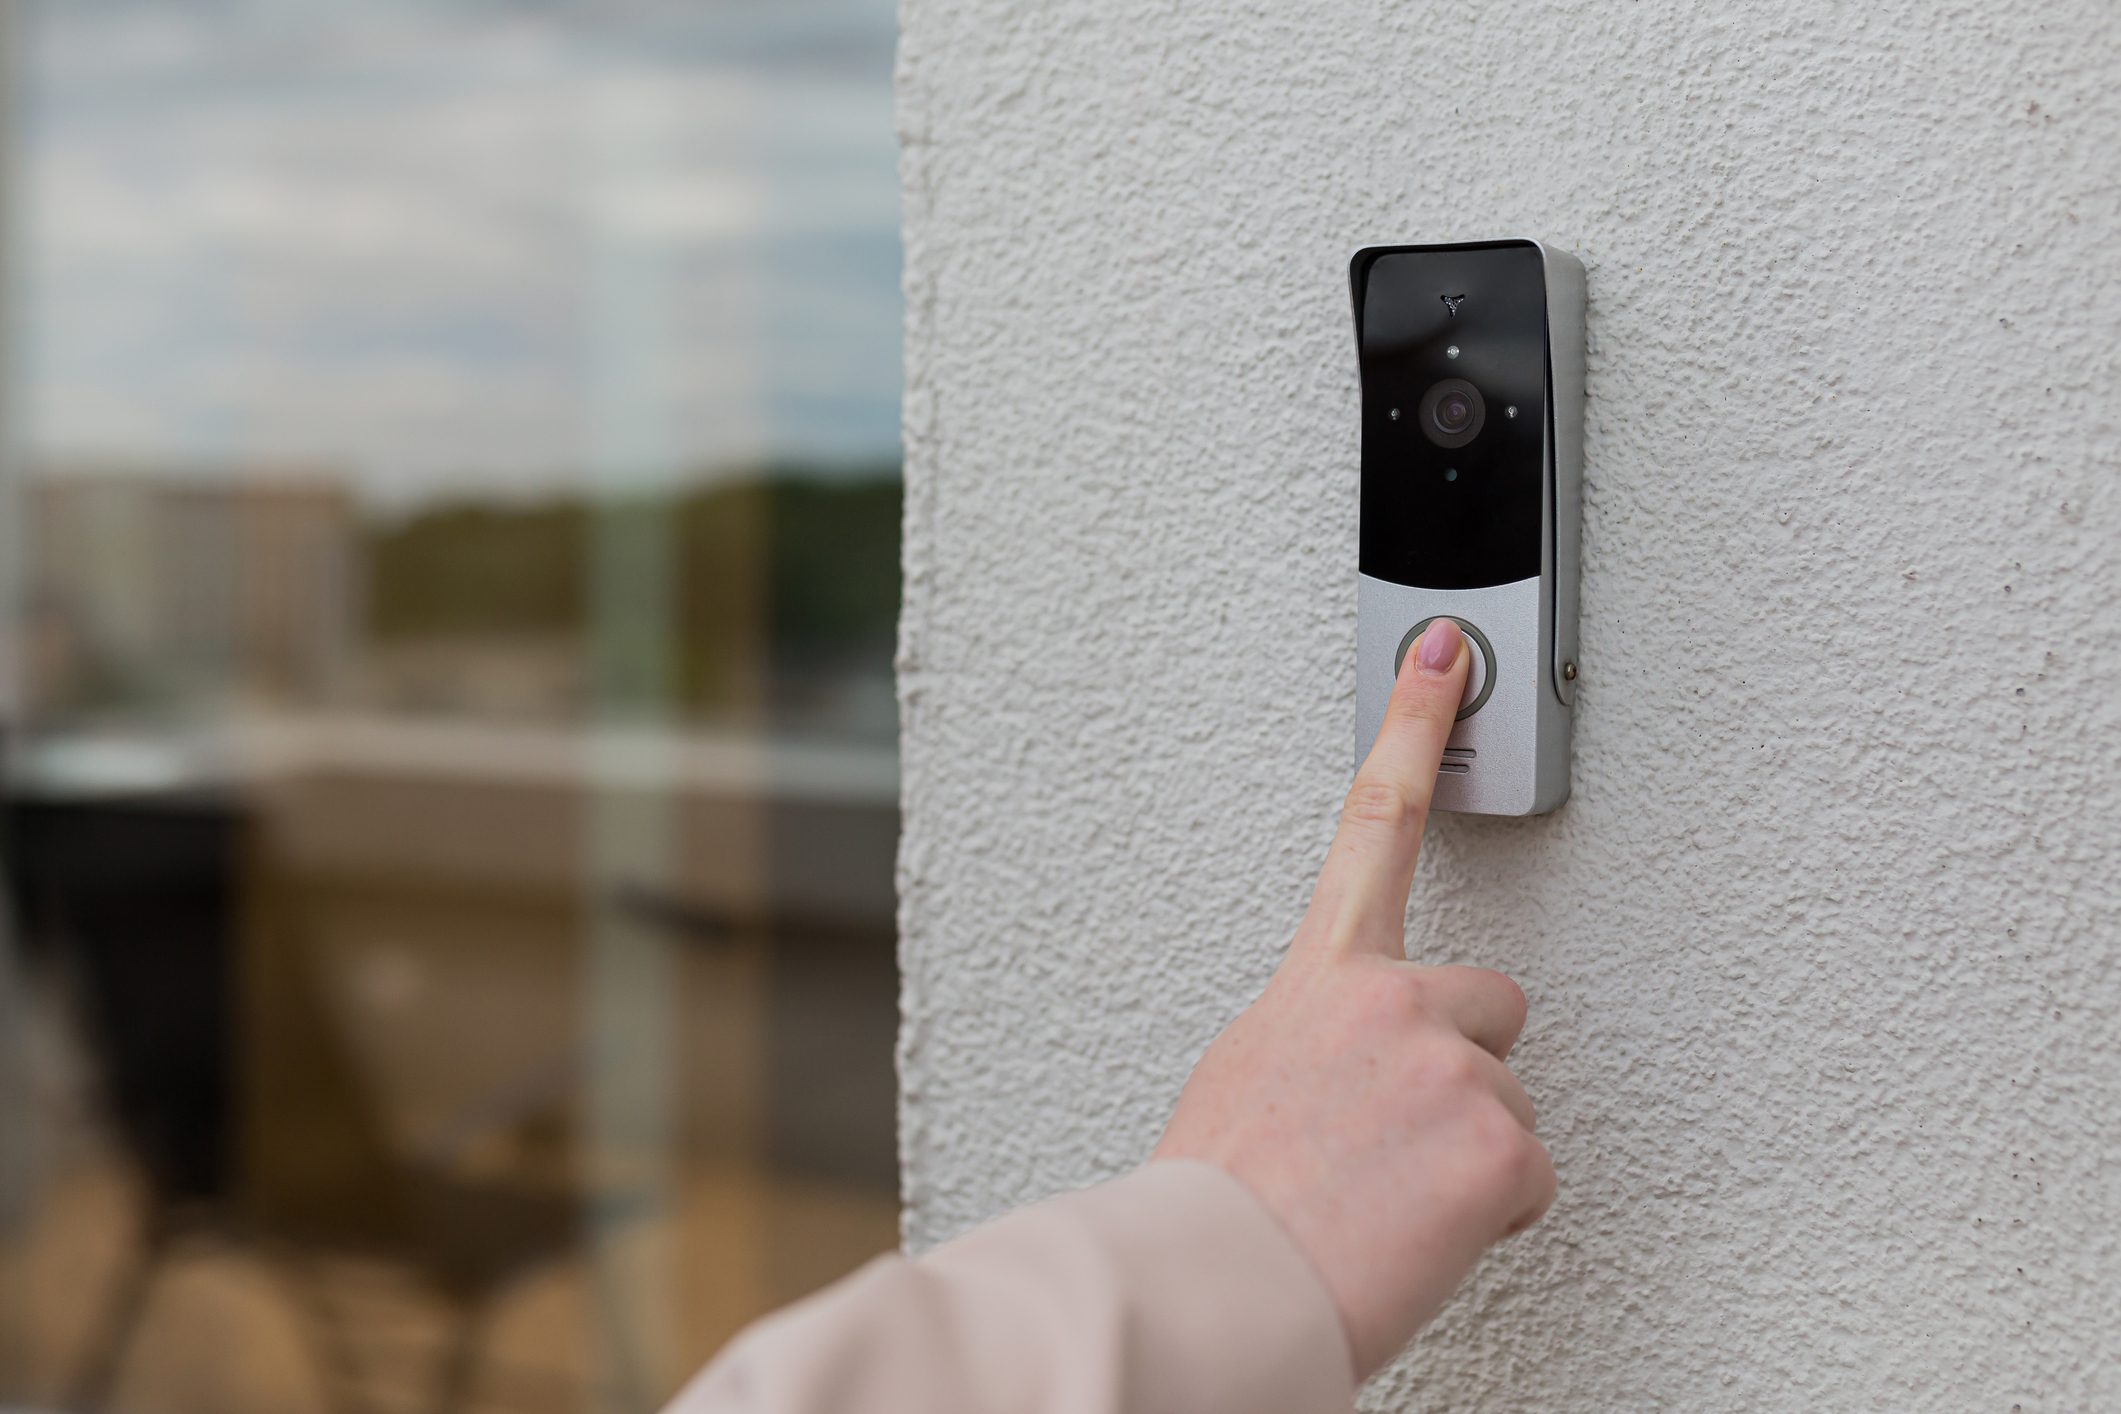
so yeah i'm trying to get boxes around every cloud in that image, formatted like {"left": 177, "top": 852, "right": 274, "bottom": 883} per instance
{"left": 24, "top": 0, "right": 903, "bottom": 507}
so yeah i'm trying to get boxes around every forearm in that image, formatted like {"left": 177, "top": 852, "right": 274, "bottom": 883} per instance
{"left": 662, "top": 1161, "right": 1353, "bottom": 1414}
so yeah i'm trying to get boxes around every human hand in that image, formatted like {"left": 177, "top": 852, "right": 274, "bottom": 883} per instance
{"left": 1153, "top": 617, "right": 1554, "bottom": 1380}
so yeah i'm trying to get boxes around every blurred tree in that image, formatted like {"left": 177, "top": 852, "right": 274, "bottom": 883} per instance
{"left": 363, "top": 469, "right": 902, "bottom": 720}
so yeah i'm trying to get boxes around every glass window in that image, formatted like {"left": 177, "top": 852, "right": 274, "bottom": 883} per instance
{"left": 0, "top": 2, "right": 903, "bottom": 1409}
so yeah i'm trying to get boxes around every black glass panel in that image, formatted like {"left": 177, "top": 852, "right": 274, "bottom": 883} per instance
{"left": 1355, "top": 242, "right": 1547, "bottom": 589}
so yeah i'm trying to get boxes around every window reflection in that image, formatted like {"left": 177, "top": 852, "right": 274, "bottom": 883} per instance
{"left": 0, "top": 3, "right": 903, "bottom": 1411}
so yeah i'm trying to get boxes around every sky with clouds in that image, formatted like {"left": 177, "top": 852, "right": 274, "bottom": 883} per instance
{"left": 20, "top": 0, "right": 903, "bottom": 508}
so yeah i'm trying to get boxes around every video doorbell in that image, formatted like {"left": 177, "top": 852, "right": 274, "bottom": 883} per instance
{"left": 1350, "top": 239, "right": 1584, "bottom": 816}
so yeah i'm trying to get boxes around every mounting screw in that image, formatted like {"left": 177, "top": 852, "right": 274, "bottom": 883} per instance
{"left": 1563, "top": 661, "right": 1578, "bottom": 682}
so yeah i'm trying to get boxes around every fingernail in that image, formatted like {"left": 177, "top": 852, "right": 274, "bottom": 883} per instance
{"left": 1415, "top": 618, "right": 1463, "bottom": 673}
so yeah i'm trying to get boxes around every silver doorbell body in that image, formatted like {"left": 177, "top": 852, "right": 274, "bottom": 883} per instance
{"left": 1350, "top": 239, "right": 1584, "bottom": 816}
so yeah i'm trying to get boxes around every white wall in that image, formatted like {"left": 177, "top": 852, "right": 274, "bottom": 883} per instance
{"left": 895, "top": 2, "right": 2121, "bottom": 1407}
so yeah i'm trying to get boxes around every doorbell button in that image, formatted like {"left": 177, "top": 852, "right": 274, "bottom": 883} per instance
{"left": 1394, "top": 616, "right": 1496, "bottom": 721}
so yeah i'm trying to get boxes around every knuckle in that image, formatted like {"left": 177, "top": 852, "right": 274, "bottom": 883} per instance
{"left": 1341, "top": 779, "right": 1423, "bottom": 835}
{"left": 1523, "top": 1141, "right": 1559, "bottom": 1219}
{"left": 1531, "top": 1141, "right": 1558, "bottom": 1205}
{"left": 1469, "top": 1101, "right": 1536, "bottom": 1175}
{"left": 1365, "top": 963, "right": 1431, "bottom": 1018}
{"left": 1491, "top": 972, "right": 1530, "bottom": 1032}
{"left": 1456, "top": 965, "right": 1526, "bottom": 1021}
{"left": 1502, "top": 1150, "right": 1558, "bottom": 1236}
{"left": 1413, "top": 1039, "right": 1487, "bottom": 1094}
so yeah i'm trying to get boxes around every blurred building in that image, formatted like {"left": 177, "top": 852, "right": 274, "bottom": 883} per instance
{"left": 26, "top": 473, "right": 362, "bottom": 718}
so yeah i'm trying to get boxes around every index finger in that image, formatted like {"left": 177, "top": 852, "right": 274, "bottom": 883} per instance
{"left": 1304, "top": 618, "right": 1470, "bottom": 956}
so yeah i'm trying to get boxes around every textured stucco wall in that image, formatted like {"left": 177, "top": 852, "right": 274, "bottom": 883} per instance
{"left": 895, "top": 2, "right": 2121, "bottom": 1407}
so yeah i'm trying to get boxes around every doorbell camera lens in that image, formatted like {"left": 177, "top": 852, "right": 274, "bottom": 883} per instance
{"left": 1418, "top": 377, "right": 1485, "bottom": 448}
